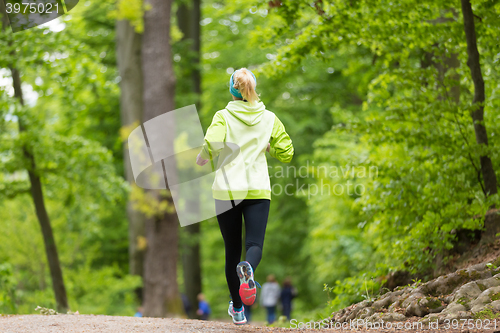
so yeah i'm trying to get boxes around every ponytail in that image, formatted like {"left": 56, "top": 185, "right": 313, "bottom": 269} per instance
{"left": 231, "top": 68, "right": 259, "bottom": 105}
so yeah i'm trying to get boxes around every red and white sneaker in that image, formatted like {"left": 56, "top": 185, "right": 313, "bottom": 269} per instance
{"left": 237, "top": 261, "right": 257, "bottom": 306}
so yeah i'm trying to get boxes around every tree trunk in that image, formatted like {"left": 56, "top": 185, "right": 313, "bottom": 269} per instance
{"left": 1, "top": 3, "right": 68, "bottom": 312}
{"left": 460, "top": 0, "right": 498, "bottom": 197}
{"left": 1, "top": 0, "right": 9, "bottom": 29}
{"left": 180, "top": 221, "right": 201, "bottom": 318}
{"left": 10, "top": 67, "right": 69, "bottom": 313}
{"left": 177, "top": 0, "right": 202, "bottom": 319}
{"left": 176, "top": 0, "right": 201, "bottom": 98}
{"left": 115, "top": 19, "right": 146, "bottom": 281}
{"left": 190, "top": 0, "right": 202, "bottom": 98}
{"left": 141, "top": 0, "right": 183, "bottom": 317}
{"left": 425, "top": 15, "right": 460, "bottom": 104}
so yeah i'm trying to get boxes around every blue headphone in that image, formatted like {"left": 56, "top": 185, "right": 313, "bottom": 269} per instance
{"left": 229, "top": 69, "right": 257, "bottom": 99}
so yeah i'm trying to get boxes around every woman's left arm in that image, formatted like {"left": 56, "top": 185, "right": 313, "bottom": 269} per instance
{"left": 197, "top": 111, "right": 226, "bottom": 165}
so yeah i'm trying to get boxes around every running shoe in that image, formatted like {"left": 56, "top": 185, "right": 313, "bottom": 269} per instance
{"left": 237, "top": 261, "right": 257, "bottom": 306}
{"left": 228, "top": 301, "right": 247, "bottom": 325}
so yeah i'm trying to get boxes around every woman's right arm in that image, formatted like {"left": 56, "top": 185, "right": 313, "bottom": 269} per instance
{"left": 268, "top": 116, "right": 294, "bottom": 163}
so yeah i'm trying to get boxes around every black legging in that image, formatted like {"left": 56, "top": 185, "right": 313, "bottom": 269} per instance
{"left": 216, "top": 199, "right": 270, "bottom": 309}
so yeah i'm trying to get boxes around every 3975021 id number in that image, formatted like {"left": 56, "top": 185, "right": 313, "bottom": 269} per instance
{"left": 443, "top": 318, "right": 498, "bottom": 330}
{"left": 6, "top": 2, "right": 60, "bottom": 14}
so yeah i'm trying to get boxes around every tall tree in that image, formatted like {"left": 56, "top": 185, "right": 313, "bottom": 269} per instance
{"left": 176, "top": 0, "right": 202, "bottom": 319}
{"left": 1, "top": 2, "right": 68, "bottom": 312}
{"left": 460, "top": 0, "right": 498, "bottom": 198}
{"left": 141, "top": 0, "right": 183, "bottom": 317}
{"left": 116, "top": 18, "right": 146, "bottom": 279}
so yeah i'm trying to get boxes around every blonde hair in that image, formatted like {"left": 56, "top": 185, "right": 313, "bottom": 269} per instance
{"left": 232, "top": 68, "right": 259, "bottom": 105}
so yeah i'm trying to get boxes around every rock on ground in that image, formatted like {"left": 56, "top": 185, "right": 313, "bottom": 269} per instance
{"left": 329, "top": 258, "right": 500, "bottom": 327}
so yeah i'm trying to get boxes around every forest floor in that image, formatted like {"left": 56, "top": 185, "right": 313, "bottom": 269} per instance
{"left": 442, "top": 235, "right": 500, "bottom": 274}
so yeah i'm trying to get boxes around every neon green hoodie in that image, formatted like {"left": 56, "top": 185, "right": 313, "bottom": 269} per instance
{"left": 200, "top": 100, "right": 294, "bottom": 200}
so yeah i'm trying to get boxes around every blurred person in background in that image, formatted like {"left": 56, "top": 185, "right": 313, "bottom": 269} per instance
{"left": 280, "top": 277, "right": 297, "bottom": 320}
{"left": 181, "top": 293, "right": 191, "bottom": 318}
{"left": 260, "top": 274, "right": 281, "bottom": 324}
{"left": 196, "top": 293, "right": 211, "bottom": 320}
{"left": 133, "top": 306, "right": 143, "bottom": 317}
{"left": 244, "top": 303, "right": 252, "bottom": 322}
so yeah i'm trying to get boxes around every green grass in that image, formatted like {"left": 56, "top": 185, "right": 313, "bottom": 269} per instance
{"left": 474, "top": 308, "right": 500, "bottom": 320}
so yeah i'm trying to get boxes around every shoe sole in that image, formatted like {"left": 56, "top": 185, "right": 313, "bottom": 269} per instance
{"left": 237, "top": 261, "right": 256, "bottom": 306}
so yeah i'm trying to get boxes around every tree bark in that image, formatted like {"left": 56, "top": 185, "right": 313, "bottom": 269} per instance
{"left": 177, "top": 0, "right": 202, "bottom": 319}
{"left": 10, "top": 67, "right": 69, "bottom": 313}
{"left": 190, "top": 0, "right": 202, "bottom": 98}
{"left": 141, "top": 0, "right": 183, "bottom": 317}
{"left": 115, "top": 19, "right": 146, "bottom": 281}
{"left": 1, "top": 0, "right": 9, "bottom": 29}
{"left": 180, "top": 220, "right": 201, "bottom": 318}
{"left": 176, "top": 0, "right": 201, "bottom": 98}
{"left": 460, "top": 0, "right": 498, "bottom": 197}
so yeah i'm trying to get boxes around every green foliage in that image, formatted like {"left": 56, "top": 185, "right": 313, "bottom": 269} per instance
{"left": 409, "top": 278, "right": 423, "bottom": 289}
{"left": 112, "top": 0, "right": 149, "bottom": 33}
{"left": 0, "top": 0, "right": 133, "bottom": 316}
{"left": 324, "top": 272, "right": 383, "bottom": 312}
{"left": 256, "top": 0, "right": 500, "bottom": 315}
{"left": 487, "top": 263, "right": 498, "bottom": 270}
{"left": 66, "top": 264, "right": 142, "bottom": 315}
{"left": 0, "top": 263, "right": 17, "bottom": 313}
{"left": 474, "top": 308, "right": 500, "bottom": 320}
{"left": 35, "top": 306, "right": 58, "bottom": 315}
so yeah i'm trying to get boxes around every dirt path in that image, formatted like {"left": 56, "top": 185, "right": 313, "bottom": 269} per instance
{"left": 1, "top": 315, "right": 498, "bottom": 333}
{"left": 0, "top": 315, "right": 311, "bottom": 333}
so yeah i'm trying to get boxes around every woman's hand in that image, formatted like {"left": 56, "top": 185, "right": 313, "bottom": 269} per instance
{"left": 196, "top": 153, "right": 209, "bottom": 166}
{"left": 266, "top": 143, "right": 270, "bottom": 152}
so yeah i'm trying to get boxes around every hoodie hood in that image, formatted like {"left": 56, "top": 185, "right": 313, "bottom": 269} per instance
{"left": 225, "top": 100, "right": 266, "bottom": 126}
